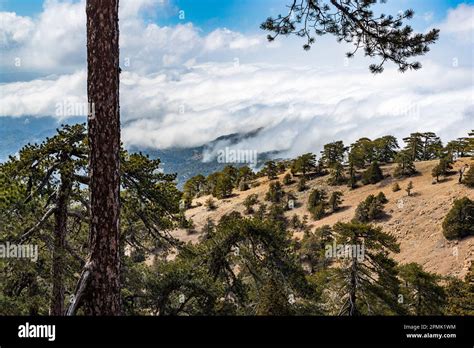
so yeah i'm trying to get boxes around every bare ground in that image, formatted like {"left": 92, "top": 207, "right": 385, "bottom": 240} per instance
{"left": 172, "top": 158, "right": 474, "bottom": 279}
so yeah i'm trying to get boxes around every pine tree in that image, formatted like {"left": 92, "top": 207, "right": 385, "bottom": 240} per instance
{"left": 307, "top": 189, "right": 328, "bottom": 220}
{"left": 328, "top": 191, "right": 343, "bottom": 213}
{"left": 321, "top": 141, "right": 347, "bottom": 168}
{"left": 463, "top": 165, "right": 474, "bottom": 188}
{"left": 264, "top": 160, "right": 278, "bottom": 180}
{"left": 394, "top": 150, "right": 417, "bottom": 178}
{"left": 265, "top": 181, "right": 284, "bottom": 203}
{"left": 331, "top": 222, "right": 402, "bottom": 315}
{"left": 291, "top": 153, "right": 317, "bottom": 178}
{"left": 398, "top": 263, "right": 446, "bottom": 315}
{"left": 362, "top": 161, "right": 384, "bottom": 185}
{"left": 442, "top": 197, "right": 474, "bottom": 239}
{"left": 354, "top": 194, "right": 387, "bottom": 223}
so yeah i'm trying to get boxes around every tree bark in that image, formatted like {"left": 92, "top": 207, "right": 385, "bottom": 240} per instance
{"left": 83, "top": 0, "right": 121, "bottom": 315}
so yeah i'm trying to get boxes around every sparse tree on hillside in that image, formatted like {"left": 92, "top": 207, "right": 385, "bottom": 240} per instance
{"left": 442, "top": 197, "right": 474, "bottom": 240}
{"left": 321, "top": 141, "right": 347, "bottom": 168}
{"left": 462, "top": 165, "right": 474, "bottom": 188}
{"left": 328, "top": 191, "right": 343, "bottom": 213}
{"left": 373, "top": 136, "right": 399, "bottom": 163}
{"left": 431, "top": 157, "right": 453, "bottom": 183}
{"left": 307, "top": 188, "right": 328, "bottom": 220}
{"left": 327, "top": 162, "right": 346, "bottom": 186}
{"left": 291, "top": 153, "right": 317, "bottom": 178}
{"left": 353, "top": 193, "right": 387, "bottom": 223}
{"left": 266, "top": 181, "right": 284, "bottom": 203}
{"left": 264, "top": 160, "right": 279, "bottom": 180}
{"left": 243, "top": 194, "right": 259, "bottom": 214}
{"left": 362, "top": 161, "right": 384, "bottom": 185}
{"left": 394, "top": 150, "right": 417, "bottom": 178}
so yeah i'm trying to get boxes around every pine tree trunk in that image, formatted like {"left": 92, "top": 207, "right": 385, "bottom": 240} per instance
{"left": 84, "top": 0, "right": 121, "bottom": 315}
{"left": 50, "top": 163, "right": 71, "bottom": 315}
{"left": 348, "top": 258, "right": 358, "bottom": 316}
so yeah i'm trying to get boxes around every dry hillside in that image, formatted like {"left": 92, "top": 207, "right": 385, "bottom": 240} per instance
{"left": 172, "top": 158, "right": 474, "bottom": 279}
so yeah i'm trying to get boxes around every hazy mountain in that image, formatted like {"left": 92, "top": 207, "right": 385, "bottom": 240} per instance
{"left": 0, "top": 117, "right": 279, "bottom": 187}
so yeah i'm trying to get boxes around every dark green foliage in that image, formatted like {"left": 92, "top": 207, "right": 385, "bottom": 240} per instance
{"left": 327, "top": 162, "right": 346, "bottom": 186}
{"left": 299, "top": 225, "right": 334, "bottom": 273}
{"left": 463, "top": 166, "right": 474, "bottom": 188}
{"left": 394, "top": 150, "right": 417, "bottom": 178}
{"left": 264, "top": 160, "right": 278, "bottom": 180}
{"left": 321, "top": 141, "right": 347, "bottom": 168}
{"left": 431, "top": 156, "right": 453, "bottom": 182}
{"left": 403, "top": 132, "right": 443, "bottom": 161}
{"left": 283, "top": 173, "right": 293, "bottom": 185}
{"left": 354, "top": 193, "right": 387, "bottom": 223}
{"left": 398, "top": 263, "right": 446, "bottom": 315}
{"left": 183, "top": 174, "right": 206, "bottom": 205}
{"left": 297, "top": 177, "right": 307, "bottom": 192}
{"left": 331, "top": 222, "right": 402, "bottom": 315}
{"left": 291, "top": 153, "right": 317, "bottom": 178}
{"left": 328, "top": 191, "right": 343, "bottom": 212}
{"left": 444, "top": 266, "right": 474, "bottom": 315}
{"left": 265, "top": 181, "right": 284, "bottom": 203}
{"left": 373, "top": 136, "right": 399, "bottom": 163}
{"left": 307, "top": 189, "right": 328, "bottom": 220}
{"left": 442, "top": 197, "right": 474, "bottom": 240}
{"left": 243, "top": 194, "right": 259, "bottom": 214}
{"left": 208, "top": 172, "right": 233, "bottom": 199}
{"left": 362, "top": 161, "right": 384, "bottom": 185}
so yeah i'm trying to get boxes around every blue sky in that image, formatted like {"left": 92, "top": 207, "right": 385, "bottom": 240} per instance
{"left": 2, "top": 0, "right": 472, "bottom": 33}
{"left": 0, "top": 0, "right": 472, "bottom": 157}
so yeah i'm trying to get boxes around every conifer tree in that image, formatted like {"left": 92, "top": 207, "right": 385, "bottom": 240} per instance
{"left": 331, "top": 222, "right": 402, "bottom": 315}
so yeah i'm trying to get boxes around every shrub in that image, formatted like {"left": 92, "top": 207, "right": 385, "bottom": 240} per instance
{"left": 406, "top": 181, "right": 414, "bottom": 196}
{"left": 283, "top": 173, "right": 293, "bottom": 185}
{"left": 392, "top": 182, "right": 401, "bottom": 192}
{"left": 265, "top": 181, "right": 284, "bottom": 203}
{"left": 243, "top": 194, "right": 259, "bottom": 214}
{"left": 362, "top": 161, "right": 384, "bottom": 185}
{"left": 297, "top": 177, "right": 307, "bottom": 192}
{"left": 354, "top": 193, "right": 386, "bottom": 222}
{"left": 376, "top": 192, "right": 388, "bottom": 204}
{"left": 328, "top": 191, "right": 343, "bottom": 212}
{"left": 205, "top": 197, "right": 217, "bottom": 211}
{"left": 463, "top": 166, "right": 474, "bottom": 188}
{"left": 442, "top": 197, "right": 474, "bottom": 240}
{"left": 307, "top": 189, "right": 328, "bottom": 220}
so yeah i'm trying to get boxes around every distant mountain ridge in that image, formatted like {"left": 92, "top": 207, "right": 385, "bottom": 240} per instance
{"left": 0, "top": 116, "right": 281, "bottom": 187}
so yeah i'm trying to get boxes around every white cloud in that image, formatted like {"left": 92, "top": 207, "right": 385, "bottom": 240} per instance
{"left": 0, "top": 1, "right": 472, "bottom": 161}
{"left": 0, "top": 12, "right": 34, "bottom": 47}
{"left": 440, "top": 4, "right": 474, "bottom": 34}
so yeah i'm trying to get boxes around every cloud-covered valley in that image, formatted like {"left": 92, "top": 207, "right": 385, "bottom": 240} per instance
{"left": 0, "top": 0, "right": 473, "bottom": 160}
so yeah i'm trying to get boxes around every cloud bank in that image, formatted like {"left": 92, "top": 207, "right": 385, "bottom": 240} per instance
{"left": 0, "top": 1, "right": 472, "bottom": 159}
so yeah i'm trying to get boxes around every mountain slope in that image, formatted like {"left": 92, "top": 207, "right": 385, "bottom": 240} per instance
{"left": 174, "top": 158, "right": 474, "bottom": 279}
